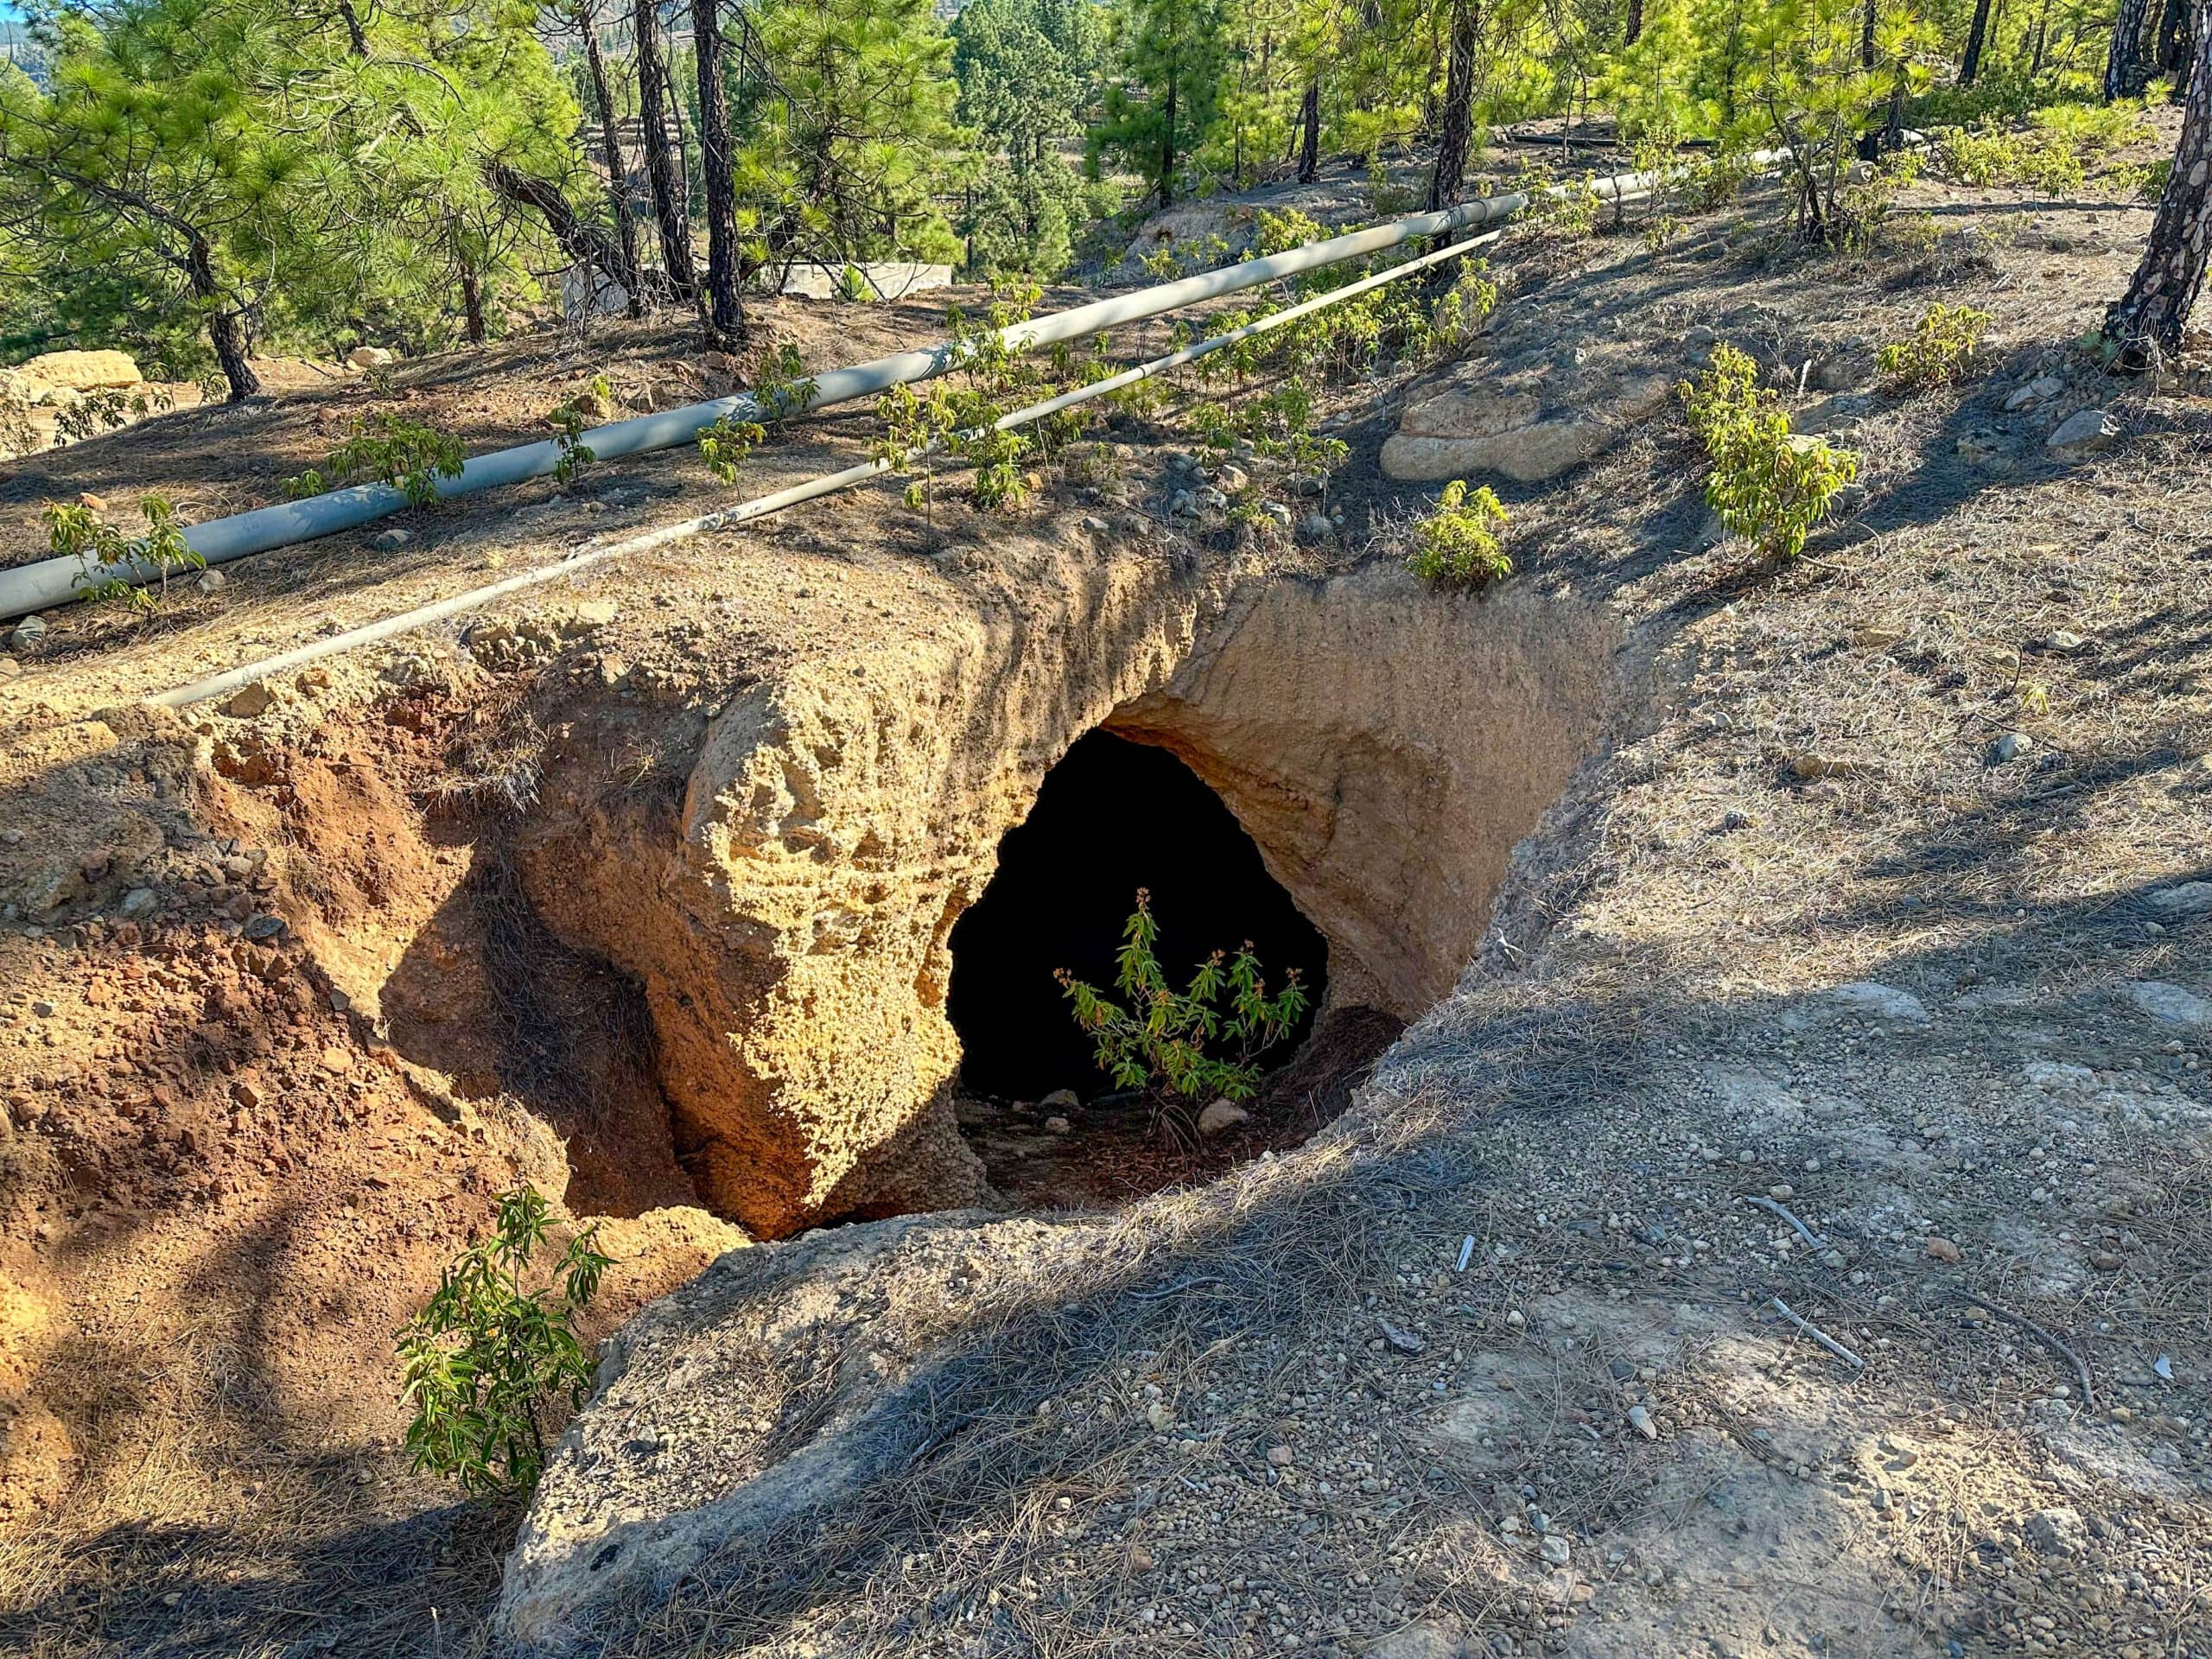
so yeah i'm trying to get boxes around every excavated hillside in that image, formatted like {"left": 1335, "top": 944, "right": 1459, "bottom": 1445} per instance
{"left": 4, "top": 131, "right": 2212, "bottom": 1659}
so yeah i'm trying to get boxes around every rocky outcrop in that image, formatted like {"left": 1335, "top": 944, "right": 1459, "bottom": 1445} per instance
{"left": 1380, "top": 322, "right": 1678, "bottom": 484}
{"left": 510, "top": 543, "right": 1246, "bottom": 1238}
{"left": 503, "top": 556, "right": 1619, "bottom": 1239}
{"left": 1109, "top": 569, "right": 1621, "bottom": 1016}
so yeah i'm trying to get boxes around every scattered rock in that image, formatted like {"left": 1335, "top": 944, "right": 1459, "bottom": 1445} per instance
{"left": 1042, "top": 1116, "right": 1072, "bottom": 1135}
{"left": 1786, "top": 752, "right": 1857, "bottom": 781}
{"left": 1266, "top": 1444, "right": 1294, "bottom": 1467}
{"left": 2126, "top": 981, "right": 2211, "bottom": 1028}
{"left": 2145, "top": 881, "right": 2212, "bottom": 918}
{"left": 2090, "top": 1249, "right": 2125, "bottom": 1272}
{"left": 221, "top": 682, "right": 276, "bottom": 719}
{"left": 1039, "top": 1088, "right": 1078, "bottom": 1111}
{"left": 346, "top": 345, "right": 396, "bottom": 370}
{"left": 1926, "top": 1236, "right": 1962, "bottom": 1264}
{"left": 2024, "top": 1506, "right": 2088, "bottom": 1558}
{"left": 196, "top": 568, "right": 226, "bottom": 596}
{"left": 2046, "top": 408, "right": 2120, "bottom": 456}
{"left": 1296, "top": 512, "right": 1335, "bottom": 544}
{"left": 1213, "top": 464, "right": 1249, "bottom": 493}
{"left": 317, "top": 1047, "right": 354, "bottom": 1075}
{"left": 1990, "top": 731, "right": 2032, "bottom": 764}
{"left": 372, "top": 527, "right": 413, "bottom": 551}
{"left": 2004, "top": 373, "right": 2066, "bottom": 412}
{"left": 10, "top": 615, "right": 48, "bottom": 652}
{"left": 1825, "top": 982, "right": 1931, "bottom": 1022}
{"left": 1196, "top": 1098, "right": 1250, "bottom": 1136}
{"left": 2031, "top": 628, "right": 2092, "bottom": 656}
{"left": 1540, "top": 1534, "right": 1573, "bottom": 1567}
{"left": 242, "top": 913, "right": 287, "bottom": 941}
{"left": 1376, "top": 1317, "right": 1426, "bottom": 1355}
{"left": 1627, "top": 1404, "right": 1657, "bottom": 1440}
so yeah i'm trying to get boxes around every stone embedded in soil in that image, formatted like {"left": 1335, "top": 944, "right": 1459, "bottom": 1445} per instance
{"left": 1196, "top": 1097, "right": 1249, "bottom": 1136}
{"left": 2047, "top": 407, "right": 2120, "bottom": 455}
{"left": 2146, "top": 881, "right": 2212, "bottom": 918}
{"left": 221, "top": 681, "right": 276, "bottom": 719}
{"left": 1926, "top": 1236, "right": 1962, "bottom": 1264}
{"left": 2127, "top": 981, "right": 2211, "bottom": 1028}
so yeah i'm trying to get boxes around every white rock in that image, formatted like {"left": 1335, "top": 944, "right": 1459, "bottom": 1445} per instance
{"left": 2127, "top": 981, "right": 2212, "bottom": 1028}
{"left": 2004, "top": 373, "right": 2066, "bottom": 412}
{"left": 1196, "top": 1098, "right": 1250, "bottom": 1136}
{"left": 1540, "top": 1534, "right": 1572, "bottom": 1566}
{"left": 1824, "top": 982, "right": 1931, "bottom": 1022}
{"left": 2047, "top": 407, "right": 2120, "bottom": 454}
{"left": 372, "top": 527, "right": 412, "bottom": 550}
{"left": 347, "top": 345, "right": 396, "bottom": 370}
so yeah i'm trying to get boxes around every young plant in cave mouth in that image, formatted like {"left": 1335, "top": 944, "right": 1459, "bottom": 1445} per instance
{"left": 1055, "top": 888, "right": 1309, "bottom": 1113}
{"left": 397, "top": 1184, "right": 610, "bottom": 1495}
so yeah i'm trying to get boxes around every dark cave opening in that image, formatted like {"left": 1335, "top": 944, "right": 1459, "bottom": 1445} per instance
{"left": 946, "top": 728, "right": 1329, "bottom": 1105}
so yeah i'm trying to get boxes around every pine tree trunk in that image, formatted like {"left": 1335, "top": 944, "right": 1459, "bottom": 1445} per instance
{"left": 461, "top": 270, "right": 486, "bottom": 343}
{"left": 1961, "top": 0, "right": 1995, "bottom": 82}
{"left": 209, "top": 309, "right": 261, "bottom": 403}
{"left": 634, "top": 0, "right": 697, "bottom": 297}
{"left": 2105, "top": 16, "right": 2212, "bottom": 364}
{"left": 580, "top": 0, "right": 646, "bottom": 316}
{"left": 1159, "top": 64, "right": 1178, "bottom": 207}
{"left": 2165, "top": 0, "right": 2198, "bottom": 98}
{"left": 1425, "top": 0, "right": 1480, "bottom": 213}
{"left": 2107, "top": 0, "right": 2155, "bottom": 99}
{"left": 1624, "top": 0, "right": 1644, "bottom": 46}
{"left": 691, "top": 0, "right": 745, "bottom": 346}
{"left": 1297, "top": 79, "right": 1320, "bottom": 183}
{"left": 180, "top": 227, "right": 260, "bottom": 401}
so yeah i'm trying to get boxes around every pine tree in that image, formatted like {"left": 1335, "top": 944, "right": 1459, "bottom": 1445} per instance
{"left": 1090, "top": 0, "right": 1229, "bottom": 207}
{"left": 2106, "top": 15, "right": 2212, "bottom": 363}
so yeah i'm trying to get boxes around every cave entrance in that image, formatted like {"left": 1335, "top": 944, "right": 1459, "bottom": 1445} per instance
{"left": 947, "top": 729, "right": 1329, "bottom": 1109}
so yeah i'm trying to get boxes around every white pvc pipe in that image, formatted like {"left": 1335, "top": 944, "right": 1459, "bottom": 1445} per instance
{"left": 3, "top": 156, "right": 1741, "bottom": 623}
{"left": 155, "top": 229, "right": 1504, "bottom": 708}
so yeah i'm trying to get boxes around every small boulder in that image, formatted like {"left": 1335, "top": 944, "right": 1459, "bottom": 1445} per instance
{"left": 1196, "top": 1098, "right": 1250, "bottom": 1137}
{"left": 1295, "top": 511, "right": 1335, "bottom": 545}
{"left": 221, "top": 681, "right": 276, "bottom": 719}
{"left": 195, "top": 568, "right": 226, "bottom": 596}
{"left": 372, "top": 527, "right": 412, "bottom": 550}
{"left": 2047, "top": 407, "right": 2119, "bottom": 455}
{"left": 346, "top": 346, "right": 396, "bottom": 370}
{"left": 2024, "top": 1506, "right": 2087, "bottom": 1558}
{"left": 2004, "top": 373, "right": 2066, "bottom": 412}
{"left": 1926, "top": 1236, "right": 1962, "bottom": 1264}
{"left": 1989, "top": 731, "right": 2032, "bottom": 764}
{"left": 9, "top": 615, "right": 48, "bottom": 652}
{"left": 2146, "top": 881, "right": 2212, "bottom": 918}
{"left": 1038, "top": 1088, "right": 1078, "bottom": 1111}
{"left": 2127, "top": 981, "right": 2211, "bottom": 1028}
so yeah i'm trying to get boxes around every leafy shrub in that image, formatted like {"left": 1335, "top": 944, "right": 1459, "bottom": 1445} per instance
{"left": 49, "top": 493, "right": 204, "bottom": 610}
{"left": 289, "top": 415, "right": 466, "bottom": 505}
{"left": 1680, "top": 343, "right": 1858, "bottom": 561}
{"left": 546, "top": 375, "right": 611, "bottom": 484}
{"left": 54, "top": 387, "right": 134, "bottom": 444}
{"left": 1879, "top": 302, "right": 1993, "bottom": 389}
{"left": 1056, "top": 889, "right": 1308, "bottom": 1105}
{"left": 397, "top": 1185, "right": 609, "bottom": 1495}
{"left": 1406, "top": 480, "right": 1511, "bottom": 588}
{"left": 696, "top": 345, "right": 817, "bottom": 484}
